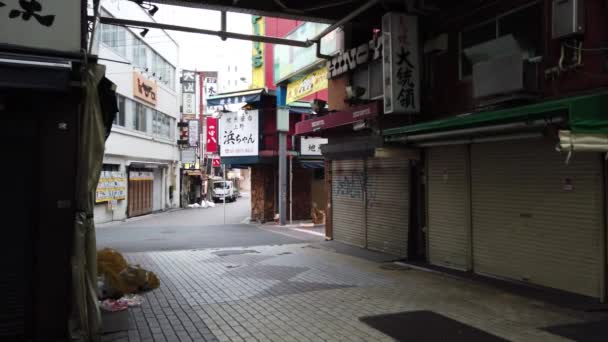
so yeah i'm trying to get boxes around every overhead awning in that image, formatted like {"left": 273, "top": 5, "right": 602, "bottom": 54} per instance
{"left": 295, "top": 102, "right": 380, "bottom": 135}
{"left": 207, "top": 88, "right": 267, "bottom": 108}
{"left": 289, "top": 101, "right": 313, "bottom": 115}
{"left": 298, "top": 160, "right": 325, "bottom": 169}
{"left": 384, "top": 92, "right": 608, "bottom": 143}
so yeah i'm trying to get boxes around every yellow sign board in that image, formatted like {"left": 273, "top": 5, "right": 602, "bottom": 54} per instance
{"left": 96, "top": 171, "right": 127, "bottom": 203}
{"left": 286, "top": 67, "right": 328, "bottom": 104}
{"left": 251, "top": 16, "right": 265, "bottom": 89}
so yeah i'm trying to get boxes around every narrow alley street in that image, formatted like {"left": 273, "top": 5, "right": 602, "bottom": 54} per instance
{"left": 96, "top": 196, "right": 321, "bottom": 253}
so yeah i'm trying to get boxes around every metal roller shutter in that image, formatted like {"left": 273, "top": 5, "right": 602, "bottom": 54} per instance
{"left": 366, "top": 158, "right": 410, "bottom": 257}
{"left": 427, "top": 145, "right": 470, "bottom": 270}
{"left": 332, "top": 159, "right": 366, "bottom": 247}
{"left": 471, "top": 139, "right": 603, "bottom": 298}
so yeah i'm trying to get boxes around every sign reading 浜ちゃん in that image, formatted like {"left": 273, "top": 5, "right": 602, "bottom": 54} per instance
{"left": 0, "top": 0, "right": 83, "bottom": 53}
{"left": 219, "top": 110, "right": 259, "bottom": 157}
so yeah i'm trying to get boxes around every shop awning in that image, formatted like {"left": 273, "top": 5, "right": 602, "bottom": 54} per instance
{"left": 299, "top": 160, "right": 325, "bottom": 169}
{"left": 384, "top": 92, "right": 608, "bottom": 141}
{"left": 295, "top": 102, "right": 381, "bottom": 135}
{"left": 207, "top": 88, "right": 267, "bottom": 107}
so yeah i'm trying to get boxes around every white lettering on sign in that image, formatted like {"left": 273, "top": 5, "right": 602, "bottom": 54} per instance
{"left": 352, "top": 108, "right": 371, "bottom": 118}
{"left": 327, "top": 38, "right": 382, "bottom": 79}
{"left": 311, "top": 120, "right": 325, "bottom": 128}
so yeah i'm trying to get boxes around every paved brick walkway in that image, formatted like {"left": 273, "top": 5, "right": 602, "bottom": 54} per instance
{"left": 102, "top": 243, "right": 599, "bottom": 342}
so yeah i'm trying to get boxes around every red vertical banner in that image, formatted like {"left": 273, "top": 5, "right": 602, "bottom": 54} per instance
{"left": 206, "top": 117, "right": 218, "bottom": 153}
{"left": 212, "top": 157, "right": 221, "bottom": 168}
{"left": 199, "top": 72, "right": 205, "bottom": 160}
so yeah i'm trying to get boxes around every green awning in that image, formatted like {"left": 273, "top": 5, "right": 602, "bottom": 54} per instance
{"left": 384, "top": 92, "right": 608, "bottom": 138}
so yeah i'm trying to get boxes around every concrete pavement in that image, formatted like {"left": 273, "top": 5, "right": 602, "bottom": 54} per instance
{"left": 100, "top": 242, "right": 607, "bottom": 342}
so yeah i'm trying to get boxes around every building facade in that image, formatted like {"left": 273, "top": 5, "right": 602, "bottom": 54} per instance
{"left": 295, "top": 0, "right": 608, "bottom": 302}
{"left": 94, "top": 0, "right": 181, "bottom": 223}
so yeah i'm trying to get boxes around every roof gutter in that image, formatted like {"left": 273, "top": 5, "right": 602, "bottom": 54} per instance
{"left": 388, "top": 117, "right": 566, "bottom": 144}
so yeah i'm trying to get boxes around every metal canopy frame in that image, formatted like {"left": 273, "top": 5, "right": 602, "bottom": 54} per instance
{"left": 93, "top": 0, "right": 381, "bottom": 51}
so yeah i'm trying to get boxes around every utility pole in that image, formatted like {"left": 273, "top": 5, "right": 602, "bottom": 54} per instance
{"left": 277, "top": 103, "right": 289, "bottom": 226}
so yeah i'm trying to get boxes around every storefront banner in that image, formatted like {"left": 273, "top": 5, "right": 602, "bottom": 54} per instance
{"left": 188, "top": 120, "right": 199, "bottom": 147}
{"left": 286, "top": 67, "right": 328, "bottom": 104}
{"left": 212, "top": 157, "right": 221, "bottom": 167}
{"left": 295, "top": 102, "right": 380, "bottom": 135}
{"left": 96, "top": 171, "right": 126, "bottom": 203}
{"left": 219, "top": 110, "right": 259, "bottom": 157}
{"left": 133, "top": 72, "right": 157, "bottom": 106}
{"left": 0, "top": 0, "right": 83, "bottom": 53}
{"left": 300, "top": 137, "right": 328, "bottom": 156}
{"left": 206, "top": 117, "right": 218, "bottom": 153}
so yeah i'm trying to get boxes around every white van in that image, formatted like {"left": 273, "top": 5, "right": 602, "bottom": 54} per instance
{"left": 211, "top": 180, "right": 237, "bottom": 202}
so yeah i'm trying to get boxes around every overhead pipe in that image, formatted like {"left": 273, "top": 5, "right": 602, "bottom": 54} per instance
{"left": 93, "top": 16, "right": 310, "bottom": 48}
{"left": 389, "top": 117, "right": 565, "bottom": 144}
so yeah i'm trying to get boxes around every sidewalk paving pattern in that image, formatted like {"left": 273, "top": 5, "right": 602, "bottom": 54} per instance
{"left": 102, "top": 244, "right": 600, "bottom": 342}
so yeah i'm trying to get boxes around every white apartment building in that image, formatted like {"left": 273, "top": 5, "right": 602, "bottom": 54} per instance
{"left": 94, "top": 0, "right": 181, "bottom": 223}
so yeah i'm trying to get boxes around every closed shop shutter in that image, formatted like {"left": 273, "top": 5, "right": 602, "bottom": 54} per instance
{"left": 427, "top": 145, "right": 470, "bottom": 270}
{"left": 332, "top": 159, "right": 366, "bottom": 247}
{"left": 128, "top": 171, "right": 154, "bottom": 217}
{"left": 471, "top": 139, "right": 603, "bottom": 297}
{"left": 366, "top": 158, "right": 410, "bottom": 257}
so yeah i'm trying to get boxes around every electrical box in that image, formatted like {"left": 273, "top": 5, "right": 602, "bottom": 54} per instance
{"left": 552, "top": 0, "right": 585, "bottom": 39}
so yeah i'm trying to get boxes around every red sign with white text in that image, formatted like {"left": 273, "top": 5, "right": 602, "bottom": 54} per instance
{"left": 206, "top": 117, "right": 218, "bottom": 153}
{"left": 212, "top": 157, "right": 221, "bottom": 167}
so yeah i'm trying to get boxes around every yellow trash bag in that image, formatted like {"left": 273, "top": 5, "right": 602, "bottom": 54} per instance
{"left": 97, "top": 248, "right": 160, "bottom": 299}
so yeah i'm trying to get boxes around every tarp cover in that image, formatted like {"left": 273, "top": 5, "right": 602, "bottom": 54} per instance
{"left": 69, "top": 64, "right": 116, "bottom": 341}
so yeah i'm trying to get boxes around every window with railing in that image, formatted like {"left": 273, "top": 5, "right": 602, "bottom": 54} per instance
{"left": 113, "top": 95, "right": 175, "bottom": 141}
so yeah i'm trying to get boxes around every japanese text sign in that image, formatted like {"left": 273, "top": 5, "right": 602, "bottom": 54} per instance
{"left": 0, "top": 0, "right": 83, "bottom": 54}
{"left": 300, "top": 137, "right": 328, "bottom": 156}
{"left": 133, "top": 72, "right": 157, "bottom": 106}
{"left": 206, "top": 117, "right": 218, "bottom": 153}
{"left": 188, "top": 120, "right": 199, "bottom": 147}
{"left": 286, "top": 67, "right": 328, "bottom": 104}
{"left": 219, "top": 110, "right": 259, "bottom": 157}
{"left": 382, "top": 13, "right": 419, "bottom": 114}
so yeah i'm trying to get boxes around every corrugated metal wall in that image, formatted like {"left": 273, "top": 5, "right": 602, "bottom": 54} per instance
{"left": 471, "top": 139, "right": 603, "bottom": 298}
{"left": 427, "top": 145, "right": 471, "bottom": 270}
{"left": 366, "top": 158, "right": 410, "bottom": 257}
{"left": 332, "top": 159, "right": 366, "bottom": 247}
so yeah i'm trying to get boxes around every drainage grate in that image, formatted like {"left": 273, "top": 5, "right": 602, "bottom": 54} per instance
{"left": 360, "top": 310, "right": 509, "bottom": 342}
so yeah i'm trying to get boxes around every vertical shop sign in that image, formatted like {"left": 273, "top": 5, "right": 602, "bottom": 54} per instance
{"left": 206, "top": 117, "right": 218, "bottom": 153}
{"left": 188, "top": 120, "right": 199, "bottom": 147}
{"left": 382, "top": 13, "right": 419, "bottom": 114}
{"left": 181, "top": 70, "right": 196, "bottom": 119}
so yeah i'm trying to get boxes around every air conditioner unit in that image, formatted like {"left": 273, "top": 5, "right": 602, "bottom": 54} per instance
{"left": 465, "top": 35, "right": 540, "bottom": 106}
